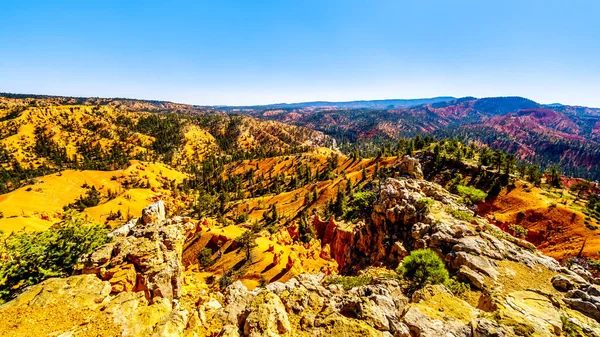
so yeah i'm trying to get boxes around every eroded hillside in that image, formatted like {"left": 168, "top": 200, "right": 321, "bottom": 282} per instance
{"left": 236, "top": 96, "right": 600, "bottom": 180}
{"left": 2, "top": 159, "right": 600, "bottom": 336}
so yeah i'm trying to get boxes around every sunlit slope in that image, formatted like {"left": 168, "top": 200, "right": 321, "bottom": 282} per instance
{"left": 481, "top": 181, "right": 600, "bottom": 259}
{"left": 0, "top": 161, "right": 188, "bottom": 233}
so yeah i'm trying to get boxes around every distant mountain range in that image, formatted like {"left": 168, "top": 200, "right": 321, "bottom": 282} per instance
{"left": 3, "top": 92, "right": 600, "bottom": 180}
{"left": 219, "top": 96, "right": 456, "bottom": 110}
{"left": 236, "top": 96, "right": 600, "bottom": 180}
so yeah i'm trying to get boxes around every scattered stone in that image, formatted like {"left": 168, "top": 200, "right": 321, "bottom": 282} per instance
{"left": 552, "top": 274, "right": 576, "bottom": 292}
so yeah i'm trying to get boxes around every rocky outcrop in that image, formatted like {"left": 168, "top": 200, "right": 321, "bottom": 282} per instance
{"left": 315, "top": 175, "right": 561, "bottom": 279}
{"left": 552, "top": 274, "right": 579, "bottom": 292}
{"left": 80, "top": 201, "right": 195, "bottom": 306}
{"left": 243, "top": 291, "right": 291, "bottom": 337}
{"left": 215, "top": 274, "right": 410, "bottom": 337}
{"left": 394, "top": 155, "right": 424, "bottom": 179}
{"left": 562, "top": 284, "right": 600, "bottom": 322}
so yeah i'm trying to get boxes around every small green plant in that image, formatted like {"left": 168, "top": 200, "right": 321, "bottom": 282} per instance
{"left": 508, "top": 224, "right": 528, "bottom": 238}
{"left": 236, "top": 213, "right": 248, "bottom": 224}
{"left": 259, "top": 275, "right": 268, "bottom": 287}
{"left": 456, "top": 185, "right": 487, "bottom": 205}
{"left": 204, "top": 275, "right": 216, "bottom": 284}
{"left": 445, "top": 207, "right": 473, "bottom": 221}
{"left": 398, "top": 249, "right": 449, "bottom": 290}
{"left": 513, "top": 322, "right": 535, "bottom": 337}
{"left": 298, "top": 216, "right": 315, "bottom": 244}
{"left": 416, "top": 198, "right": 434, "bottom": 212}
{"left": 445, "top": 277, "right": 470, "bottom": 297}
{"left": 561, "top": 315, "right": 584, "bottom": 337}
{"left": 198, "top": 248, "right": 214, "bottom": 268}
{"left": 219, "top": 270, "right": 234, "bottom": 289}
{"left": 324, "top": 275, "right": 372, "bottom": 291}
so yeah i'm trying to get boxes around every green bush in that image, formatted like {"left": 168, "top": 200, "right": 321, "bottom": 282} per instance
{"left": 398, "top": 249, "right": 449, "bottom": 290}
{"left": 508, "top": 224, "right": 528, "bottom": 238}
{"left": 416, "top": 198, "right": 434, "bottom": 213}
{"left": 0, "top": 211, "right": 110, "bottom": 302}
{"left": 236, "top": 213, "right": 249, "bottom": 224}
{"left": 324, "top": 275, "right": 372, "bottom": 291}
{"left": 445, "top": 277, "right": 470, "bottom": 297}
{"left": 456, "top": 185, "right": 487, "bottom": 205}
{"left": 561, "top": 316, "right": 584, "bottom": 337}
{"left": 445, "top": 207, "right": 473, "bottom": 221}
{"left": 197, "top": 248, "right": 214, "bottom": 268}
{"left": 219, "top": 270, "right": 234, "bottom": 289}
{"left": 344, "top": 191, "right": 376, "bottom": 221}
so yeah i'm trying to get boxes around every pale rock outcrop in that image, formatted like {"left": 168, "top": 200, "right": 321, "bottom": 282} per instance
{"left": 243, "top": 291, "right": 291, "bottom": 337}
{"left": 80, "top": 201, "right": 195, "bottom": 306}
{"left": 563, "top": 285, "right": 600, "bottom": 322}
{"left": 394, "top": 155, "right": 424, "bottom": 179}
{"left": 452, "top": 251, "right": 499, "bottom": 280}
{"left": 458, "top": 265, "right": 486, "bottom": 290}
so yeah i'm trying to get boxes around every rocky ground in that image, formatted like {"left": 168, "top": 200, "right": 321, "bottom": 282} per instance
{"left": 2, "top": 157, "right": 600, "bottom": 336}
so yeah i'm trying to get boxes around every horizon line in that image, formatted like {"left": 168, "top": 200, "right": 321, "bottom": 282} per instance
{"left": 0, "top": 91, "right": 594, "bottom": 109}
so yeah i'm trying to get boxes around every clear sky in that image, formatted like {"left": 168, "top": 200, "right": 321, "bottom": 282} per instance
{"left": 1, "top": 0, "right": 599, "bottom": 106}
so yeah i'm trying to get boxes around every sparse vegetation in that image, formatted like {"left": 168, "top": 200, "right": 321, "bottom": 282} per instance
{"left": 198, "top": 248, "right": 214, "bottom": 268}
{"left": 324, "top": 275, "right": 372, "bottom": 291}
{"left": 398, "top": 249, "right": 449, "bottom": 290}
{"left": 444, "top": 277, "right": 470, "bottom": 298}
{"left": 0, "top": 212, "right": 109, "bottom": 302}
{"left": 236, "top": 231, "right": 258, "bottom": 261}
{"left": 445, "top": 207, "right": 473, "bottom": 222}
{"left": 344, "top": 191, "right": 376, "bottom": 222}
{"left": 218, "top": 270, "right": 234, "bottom": 289}
{"left": 508, "top": 224, "right": 528, "bottom": 238}
{"left": 456, "top": 185, "right": 487, "bottom": 205}
{"left": 561, "top": 315, "right": 585, "bottom": 337}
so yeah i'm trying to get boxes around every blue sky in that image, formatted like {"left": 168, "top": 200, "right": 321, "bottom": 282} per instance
{"left": 1, "top": 1, "right": 599, "bottom": 106}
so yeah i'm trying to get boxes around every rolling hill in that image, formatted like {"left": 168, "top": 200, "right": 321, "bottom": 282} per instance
{"left": 236, "top": 96, "right": 600, "bottom": 180}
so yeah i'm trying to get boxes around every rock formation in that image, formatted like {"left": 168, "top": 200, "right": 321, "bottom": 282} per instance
{"left": 3, "top": 157, "right": 600, "bottom": 336}
{"left": 80, "top": 200, "right": 195, "bottom": 306}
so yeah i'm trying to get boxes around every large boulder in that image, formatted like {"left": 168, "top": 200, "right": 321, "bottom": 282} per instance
{"left": 243, "top": 291, "right": 291, "bottom": 337}
{"left": 563, "top": 285, "right": 600, "bottom": 322}
{"left": 141, "top": 200, "right": 166, "bottom": 225}
{"left": 395, "top": 155, "right": 424, "bottom": 179}
{"left": 552, "top": 274, "right": 577, "bottom": 292}
{"left": 458, "top": 265, "right": 486, "bottom": 290}
{"left": 219, "top": 281, "right": 256, "bottom": 326}
{"left": 452, "top": 251, "right": 499, "bottom": 280}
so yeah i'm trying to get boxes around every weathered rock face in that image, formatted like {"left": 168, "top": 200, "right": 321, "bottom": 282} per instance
{"left": 305, "top": 171, "right": 600, "bottom": 335}
{"left": 314, "top": 174, "right": 562, "bottom": 278}
{"left": 243, "top": 291, "right": 291, "bottom": 337}
{"left": 562, "top": 284, "right": 600, "bottom": 322}
{"left": 394, "top": 155, "right": 424, "bottom": 179}
{"left": 80, "top": 201, "right": 195, "bottom": 305}
{"left": 215, "top": 274, "right": 409, "bottom": 337}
